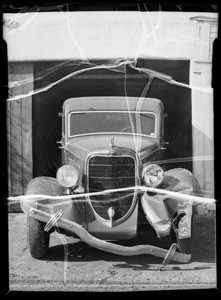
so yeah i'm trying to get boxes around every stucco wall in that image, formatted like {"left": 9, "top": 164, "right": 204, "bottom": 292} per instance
{"left": 3, "top": 11, "right": 217, "bottom": 61}
{"left": 190, "top": 60, "right": 215, "bottom": 216}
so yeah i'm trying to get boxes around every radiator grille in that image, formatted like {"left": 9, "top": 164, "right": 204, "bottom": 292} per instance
{"left": 88, "top": 155, "right": 136, "bottom": 222}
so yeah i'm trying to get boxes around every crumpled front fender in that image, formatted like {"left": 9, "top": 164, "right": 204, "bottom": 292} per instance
{"left": 141, "top": 168, "right": 202, "bottom": 238}
{"left": 141, "top": 192, "right": 171, "bottom": 237}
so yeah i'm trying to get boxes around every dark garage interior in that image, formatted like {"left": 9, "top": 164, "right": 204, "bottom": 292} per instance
{"left": 32, "top": 59, "right": 192, "bottom": 178}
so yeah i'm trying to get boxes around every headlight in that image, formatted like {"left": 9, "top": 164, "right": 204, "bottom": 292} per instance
{"left": 56, "top": 165, "right": 79, "bottom": 188}
{"left": 142, "top": 164, "right": 164, "bottom": 188}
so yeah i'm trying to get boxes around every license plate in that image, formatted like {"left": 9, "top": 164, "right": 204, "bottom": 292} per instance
{"left": 177, "top": 201, "right": 193, "bottom": 239}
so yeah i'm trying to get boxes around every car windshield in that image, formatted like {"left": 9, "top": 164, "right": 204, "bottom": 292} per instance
{"left": 68, "top": 111, "right": 156, "bottom": 138}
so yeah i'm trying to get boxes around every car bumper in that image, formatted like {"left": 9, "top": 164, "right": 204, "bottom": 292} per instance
{"left": 28, "top": 207, "right": 191, "bottom": 264}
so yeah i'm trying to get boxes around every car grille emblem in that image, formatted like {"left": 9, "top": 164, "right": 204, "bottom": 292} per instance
{"left": 107, "top": 206, "right": 115, "bottom": 227}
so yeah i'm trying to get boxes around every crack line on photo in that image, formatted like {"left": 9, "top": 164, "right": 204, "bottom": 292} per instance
{"left": 49, "top": 206, "right": 68, "bottom": 283}
{"left": 8, "top": 185, "right": 216, "bottom": 206}
{"left": 6, "top": 59, "right": 213, "bottom": 102}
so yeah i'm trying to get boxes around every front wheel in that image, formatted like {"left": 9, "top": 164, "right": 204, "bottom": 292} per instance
{"left": 27, "top": 213, "right": 50, "bottom": 258}
{"left": 25, "top": 176, "right": 65, "bottom": 258}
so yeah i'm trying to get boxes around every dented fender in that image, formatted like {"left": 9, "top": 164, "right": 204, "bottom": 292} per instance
{"left": 141, "top": 168, "right": 202, "bottom": 238}
{"left": 141, "top": 192, "right": 172, "bottom": 237}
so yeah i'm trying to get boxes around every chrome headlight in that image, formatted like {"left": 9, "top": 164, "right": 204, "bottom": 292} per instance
{"left": 142, "top": 164, "right": 164, "bottom": 188}
{"left": 56, "top": 165, "right": 79, "bottom": 188}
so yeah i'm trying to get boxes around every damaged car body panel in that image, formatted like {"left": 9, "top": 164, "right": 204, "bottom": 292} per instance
{"left": 21, "top": 96, "right": 201, "bottom": 263}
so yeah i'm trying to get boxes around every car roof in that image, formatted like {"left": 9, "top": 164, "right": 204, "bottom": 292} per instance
{"left": 63, "top": 97, "right": 164, "bottom": 114}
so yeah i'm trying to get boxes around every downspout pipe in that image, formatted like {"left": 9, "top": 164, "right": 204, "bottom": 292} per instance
{"left": 29, "top": 207, "right": 191, "bottom": 263}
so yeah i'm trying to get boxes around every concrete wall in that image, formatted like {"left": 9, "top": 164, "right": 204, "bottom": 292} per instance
{"left": 190, "top": 61, "right": 215, "bottom": 216}
{"left": 189, "top": 16, "right": 218, "bottom": 216}
{"left": 3, "top": 12, "right": 217, "bottom": 61}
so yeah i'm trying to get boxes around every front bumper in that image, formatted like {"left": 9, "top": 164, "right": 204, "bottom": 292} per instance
{"left": 28, "top": 207, "right": 191, "bottom": 264}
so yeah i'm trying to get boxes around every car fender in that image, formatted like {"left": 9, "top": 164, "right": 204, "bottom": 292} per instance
{"left": 141, "top": 168, "right": 202, "bottom": 238}
{"left": 21, "top": 176, "right": 66, "bottom": 214}
{"left": 21, "top": 177, "right": 86, "bottom": 225}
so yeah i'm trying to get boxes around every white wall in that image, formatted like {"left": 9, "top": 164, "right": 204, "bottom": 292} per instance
{"left": 3, "top": 11, "right": 218, "bottom": 61}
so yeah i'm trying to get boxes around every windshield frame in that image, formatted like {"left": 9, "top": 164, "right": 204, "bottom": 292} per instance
{"left": 67, "top": 110, "right": 158, "bottom": 139}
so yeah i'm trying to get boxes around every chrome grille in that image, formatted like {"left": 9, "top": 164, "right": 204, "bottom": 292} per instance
{"left": 88, "top": 155, "right": 136, "bottom": 222}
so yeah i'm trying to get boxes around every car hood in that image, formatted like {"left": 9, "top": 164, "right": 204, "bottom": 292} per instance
{"left": 66, "top": 135, "right": 159, "bottom": 161}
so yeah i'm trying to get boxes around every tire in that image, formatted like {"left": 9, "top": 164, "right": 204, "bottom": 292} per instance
{"left": 27, "top": 213, "right": 50, "bottom": 258}
{"left": 25, "top": 176, "right": 65, "bottom": 258}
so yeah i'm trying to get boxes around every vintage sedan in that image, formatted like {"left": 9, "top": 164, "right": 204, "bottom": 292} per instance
{"left": 21, "top": 96, "right": 201, "bottom": 266}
